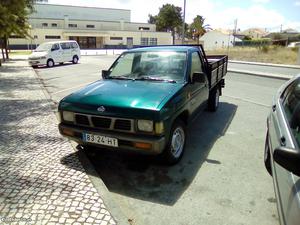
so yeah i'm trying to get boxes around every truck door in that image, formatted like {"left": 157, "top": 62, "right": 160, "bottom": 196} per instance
{"left": 188, "top": 51, "right": 209, "bottom": 113}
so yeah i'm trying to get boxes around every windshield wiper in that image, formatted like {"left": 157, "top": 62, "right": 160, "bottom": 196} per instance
{"left": 108, "top": 76, "right": 134, "bottom": 81}
{"left": 135, "top": 75, "right": 176, "bottom": 83}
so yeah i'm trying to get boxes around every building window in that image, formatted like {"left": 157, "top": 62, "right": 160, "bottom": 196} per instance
{"left": 140, "top": 37, "right": 149, "bottom": 46}
{"left": 51, "top": 23, "right": 57, "bottom": 27}
{"left": 34, "top": 35, "right": 38, "bottom": 39}
{"left": 139, "top": 27, "right": 150, "bottom": 31}
{"left": 45, "top": 35, "right": 61, "bottom": 39}
{"left": 149, "top": 38, "right": 157, "bottom": 46}
{"left": 68, "top": 24, "right": 77, "bottom": 28}
{"left": 110, "top": 37, "right": 123, "bottom": 41}
{"left": 42, "top": 23, "right": 48, "bottom": 27}
{"left": 9, "top": 35, "right": 24, "bottom": 39}
{"left": 86, "top": 24, "right": 95, "bottom": 28}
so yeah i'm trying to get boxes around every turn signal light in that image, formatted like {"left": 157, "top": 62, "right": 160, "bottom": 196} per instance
{"left": 61, "top": 128, "right": 74, "bottom": 137}
{"left": 134, "top": 142, "right": 152, "bottom": 150}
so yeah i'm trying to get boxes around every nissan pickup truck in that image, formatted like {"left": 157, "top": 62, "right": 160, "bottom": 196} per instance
{"left": 58, "top": 45, "right": 228, "bottom": 164}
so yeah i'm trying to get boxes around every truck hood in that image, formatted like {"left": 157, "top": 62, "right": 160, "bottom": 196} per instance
{"left": 63, "top": 79, "right": 184, "bottom": 112}
{"left": 28, "top": 51, "right": 48, "bottom": 58}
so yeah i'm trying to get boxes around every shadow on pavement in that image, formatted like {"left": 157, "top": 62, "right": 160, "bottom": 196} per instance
{"left": 61, "top": 102, "right": 237, "bottom": 206}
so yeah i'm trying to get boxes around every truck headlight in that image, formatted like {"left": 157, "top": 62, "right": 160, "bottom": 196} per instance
{"left": 137, "top": 120, "right": 153, "bottom": 132}
{"left": 62, "top": 111, "right": 74, "bottom": 122}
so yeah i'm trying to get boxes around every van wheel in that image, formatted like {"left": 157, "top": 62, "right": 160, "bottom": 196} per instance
{"left": 208, "top": 87, "right": 219, "bottom": 112}
{"left": 47, "top": 59, "right": 54, "bottom": 67}
{"left": 162, "top": 119, "right": 186, "bottom": 165}
{"left": 72, "top": 56, "right": 78, "bottom": 64}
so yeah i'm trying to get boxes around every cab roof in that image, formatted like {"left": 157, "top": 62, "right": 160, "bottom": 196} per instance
{"left": 127, "top": 46, "right": 200, "bottom": 52}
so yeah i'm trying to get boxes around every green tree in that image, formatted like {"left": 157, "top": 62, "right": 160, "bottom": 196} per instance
{"left": 190, "top": 15, "right": 211, "bottom": 44}
{"left": 149, "top": 4, "right": 183, "bottom": 44}
{"left": 0, "top": 0, "right": 34, "bottom": 61}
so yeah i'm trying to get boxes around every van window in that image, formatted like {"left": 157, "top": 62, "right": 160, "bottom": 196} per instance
{"left": 60, "top": 43, "right": 70, "bottom": 49}
{"left": 70, "top": 42, "right": 78, "bottom": 49}
{"left": 51, "top": 44, "right": 60, "bottom": 51}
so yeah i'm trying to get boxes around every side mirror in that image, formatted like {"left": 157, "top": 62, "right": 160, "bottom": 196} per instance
{"left": 290, "top": 103, "right": 300, "bottom": 129}
{"left": 102, "top": 70, "right": 109, "bottom": 79}
{"left": 274, "top": 146, "right": 300, "bottom": 177}
{"left": 192, "top": 72, "right": 206, "bottom": 83}
{"left": 51, "top": 48, "right": 56, "bottom": 52}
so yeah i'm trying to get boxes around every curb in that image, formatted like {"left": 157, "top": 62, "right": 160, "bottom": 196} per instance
{"left": 227, "top": 68, "right": 293, "bottom": 80}
{"left": 31, "top": 65, "right": 130, "bottom": 225}
{"left": 229, "top": 60, "right": 300, "bottom": 69}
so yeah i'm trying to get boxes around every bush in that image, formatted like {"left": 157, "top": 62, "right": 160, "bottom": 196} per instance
{"left": 291, "top": 47, "right": 300, "bottom": 52}
{"left": 261, "top": 45, "right": 270, "bottom": 53}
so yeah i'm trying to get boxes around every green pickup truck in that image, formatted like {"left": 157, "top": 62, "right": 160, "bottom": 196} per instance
{"left": 58, "top": 45, "right": 228, "bottom": 164}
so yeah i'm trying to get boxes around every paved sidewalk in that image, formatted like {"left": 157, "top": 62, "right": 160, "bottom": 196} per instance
{"left": 0, "top": 60, "right": 116, "bottom": 225}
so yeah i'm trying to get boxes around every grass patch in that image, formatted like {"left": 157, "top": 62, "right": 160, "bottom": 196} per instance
{"left": 206, "top": 46, "right": 299, "bottom": 65}
{"left": 9, "top": 50, "right": 32, "bottom": 55}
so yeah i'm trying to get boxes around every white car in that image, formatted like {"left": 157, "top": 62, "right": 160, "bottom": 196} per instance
{"left": 28, "top": 40, "right": 81, "bottom": 68}
{"left": 287, "top": 42, "right": 300, "bottom": 48}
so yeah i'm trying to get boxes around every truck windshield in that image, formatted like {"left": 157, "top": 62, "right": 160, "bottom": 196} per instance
{"left": 108, "top": 51, "right": 187, "bottom": 83}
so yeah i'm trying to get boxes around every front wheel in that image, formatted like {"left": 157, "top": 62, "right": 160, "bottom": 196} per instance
{"left": 47, "top": 59, "right": 54, "bottom": 68}
{"left": 264, "top": 133, "right": 272, "bottom": 176}
{"left": 208, "top": 87, "right": 219, "bottom": 112}
{"left": 162, "top": 119, "right": 186, "bottom": 165}
{"left": 72, "top": 56, "right": 79, "bottom": 64}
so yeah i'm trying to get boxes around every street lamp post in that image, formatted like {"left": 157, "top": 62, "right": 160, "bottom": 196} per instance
{"left": 181, "top": 0, "right": 186, "bottom": 44}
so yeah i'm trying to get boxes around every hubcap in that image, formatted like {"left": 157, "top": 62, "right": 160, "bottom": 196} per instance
{"left": 171, "top": 126, "right": 185, "bottom": 158}
{"left": 74, "top": 57, "right": 78, "bottom": 63}
{"left": 48, "top": 60, "right": 53, "bottom": 67}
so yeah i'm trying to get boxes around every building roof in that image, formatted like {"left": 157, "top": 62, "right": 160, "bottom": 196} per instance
{"left": 31, "top": 3, "right": 131, "bottom": 22}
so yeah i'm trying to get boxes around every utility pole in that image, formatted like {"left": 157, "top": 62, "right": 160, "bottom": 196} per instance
{"left": 181, "top": 0, "right": 186, "bottom": 44}
{"left": 233, "top": 19, "right": 238, "bottom": 47}
{"left": 280, "top": 24, "right": 283, "bottom": 33}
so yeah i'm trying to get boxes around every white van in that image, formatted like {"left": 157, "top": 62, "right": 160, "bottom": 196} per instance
{"left": 28, "top": 40, "right": 81, "bottom": 67}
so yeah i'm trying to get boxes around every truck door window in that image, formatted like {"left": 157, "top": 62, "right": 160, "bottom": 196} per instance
{"left": 190, "top": 52, "right": 203, "bottom": 80}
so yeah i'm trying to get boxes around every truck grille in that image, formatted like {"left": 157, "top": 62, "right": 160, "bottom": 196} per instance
{"left": 114, "top": 119, "right": 131, "bottom": 131}
{"left": 91, "top": 117, "right": 111, "bottom": 129}
{"left": 74, "top": 113, "right": 134, "bottom": 133}
{"left": 75, "top": 114, "right": 89, "bottom": 126}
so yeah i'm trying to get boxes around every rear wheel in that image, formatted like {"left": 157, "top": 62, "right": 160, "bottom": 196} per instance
{"left": 72, "top": 56, "right": 79, "bottom": 64}
{"left": 208, "top": 87, "right": 219, "bottom": 112}
{"left": 162, "top": 119, "right": 186, "bottom": 165}
{"left": 47, "top": 59, "right": 54, "bottom": 67}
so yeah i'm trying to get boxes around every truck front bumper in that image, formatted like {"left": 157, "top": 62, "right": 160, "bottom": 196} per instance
{"left": 59, "top": 124, "right": 166, "bottom": 155}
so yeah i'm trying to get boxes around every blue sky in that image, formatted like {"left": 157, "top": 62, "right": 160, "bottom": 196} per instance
{"left": 48, "top": 0, "right": 300, "bottom": 31}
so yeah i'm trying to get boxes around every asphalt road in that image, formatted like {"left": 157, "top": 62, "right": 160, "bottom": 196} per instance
{"left": 228, "top": 61, "right": 300, "bottom": 76}
{"left": 34, "top": 56, "right": 297, "bottom": 225}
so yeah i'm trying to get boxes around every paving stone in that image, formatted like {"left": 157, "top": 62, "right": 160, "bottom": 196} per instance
{"left": 0, "top": 60, "right": 116, "bottom": 225}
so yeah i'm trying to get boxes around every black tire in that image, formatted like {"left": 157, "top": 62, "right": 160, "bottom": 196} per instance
{"left": 47, "top": 59, "right": 54, "bottom": 67}
{"left": 162, "top": 119, "right": 186, "bottom": 165}
{"left": 208, "top": 87, "right": 219, "bottom": 112}
{"left": 72, "top": 56, "right": 79, "bottom": 64}
{"left": 264, "top": 134, "right": 272, "bottom": 176}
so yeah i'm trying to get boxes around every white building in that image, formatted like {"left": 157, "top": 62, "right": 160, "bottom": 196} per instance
{"left": 199, "top": 30, "right": 242, "bottom": 50}
{"left": 9, "top": 4, "right": 172, "bottom": 49}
